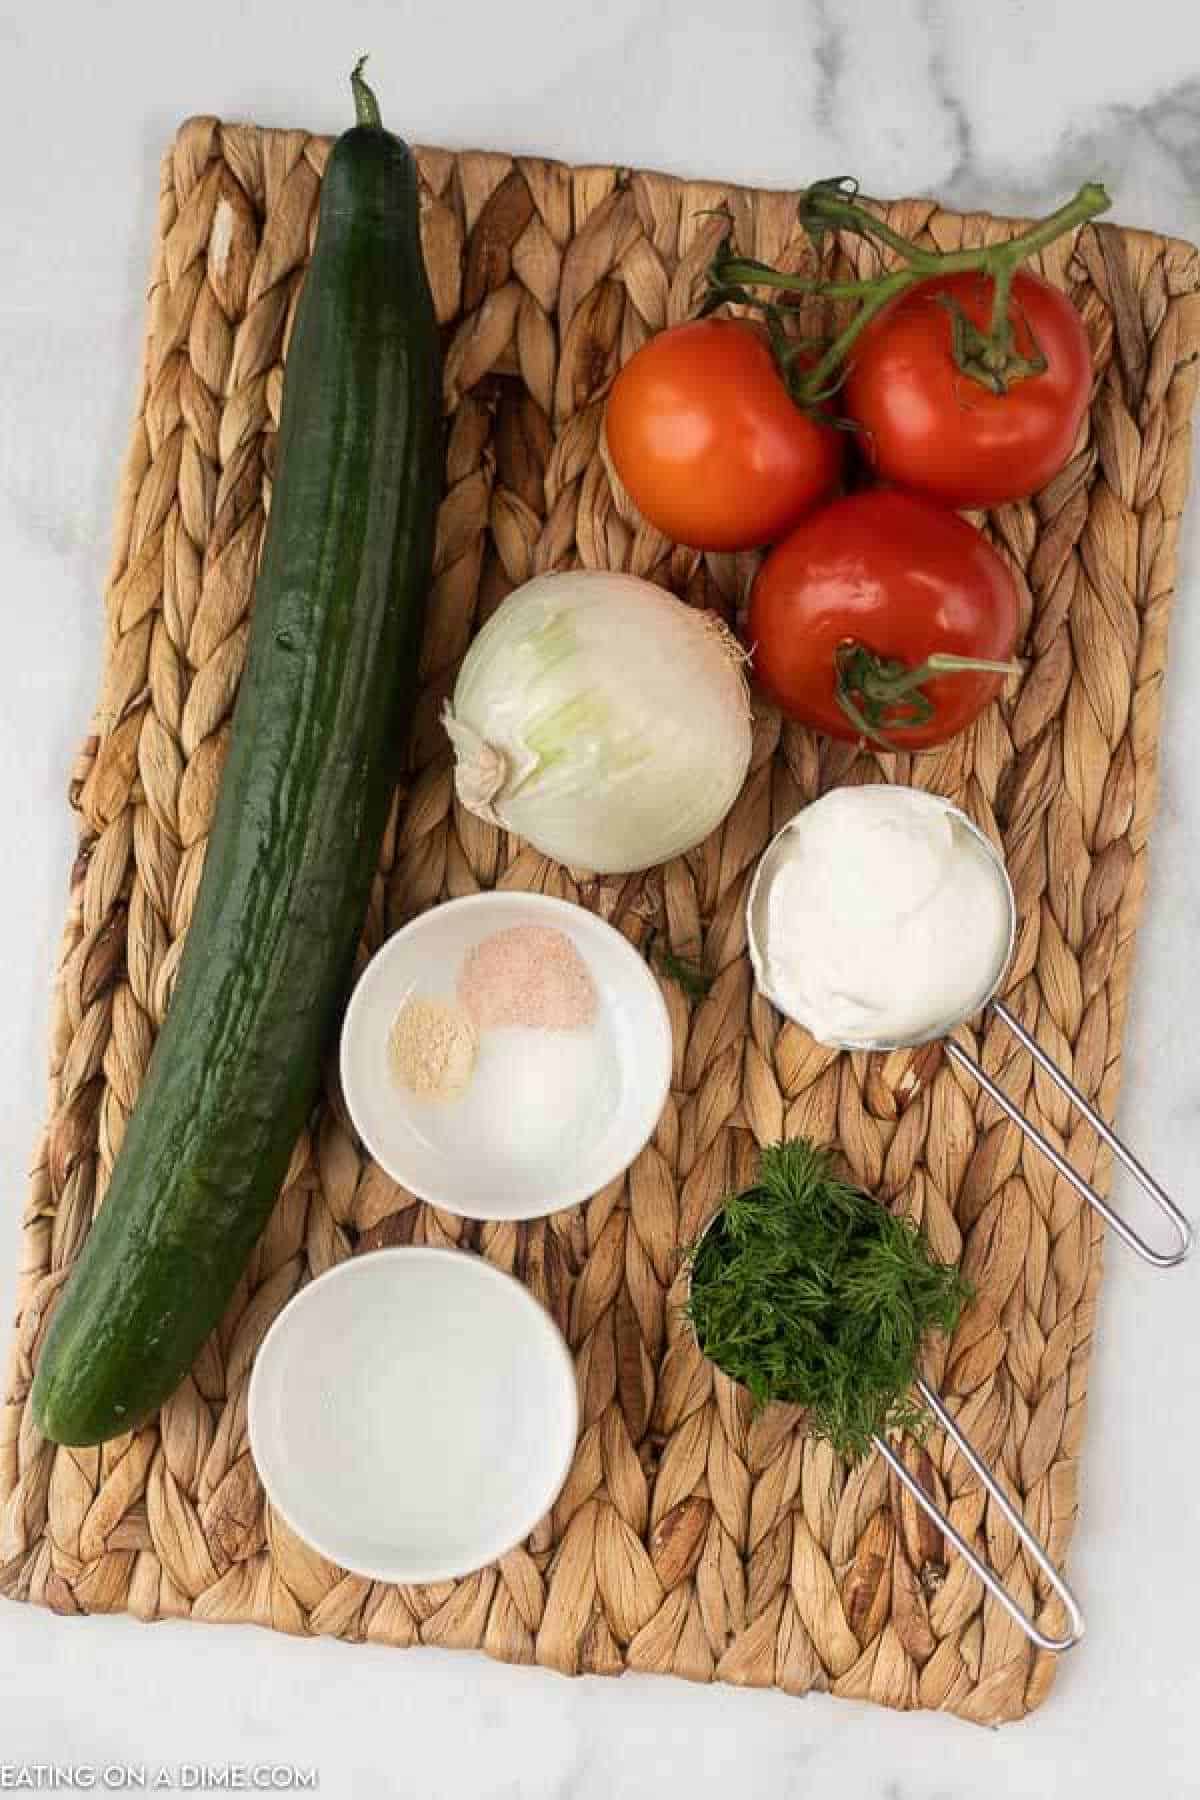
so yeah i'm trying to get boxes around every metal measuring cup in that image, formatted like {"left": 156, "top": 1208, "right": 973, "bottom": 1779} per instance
{"left": 746, "top": 788, "right": 1191, "bottom": 1270}
{"left": 731, "top": 784, "right": 1191, "bottom": 1652}
{"left": 685, "top": 1210, "right": 1084, "bottom": 1654}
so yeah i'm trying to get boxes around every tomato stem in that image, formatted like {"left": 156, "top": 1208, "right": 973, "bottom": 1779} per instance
{"left": 834, "top": 643, "right": 1023, "bottom": 749}
{"left": 708, "top": 250, "right": 881, "bottom": 302}
{"left": 988, "top": 260, "right": 1017, "bottom": 346}
{"left": 797, "top": 270, "right": 912, "bottom": 398}
{"left": 707, "top": 179, "right": 1110, "bottom": 401}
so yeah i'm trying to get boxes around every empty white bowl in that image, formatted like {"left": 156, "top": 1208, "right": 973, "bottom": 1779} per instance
{"left": 247, "top": 1247, "right": 579, "bottom": 1584}
{"left": 339, "top": 892, "right": 673, "bottom": 1221}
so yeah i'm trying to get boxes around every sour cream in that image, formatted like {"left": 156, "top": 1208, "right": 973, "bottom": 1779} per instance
{"left": 747, "top": 786, "right": 1014, "bottom": 1048}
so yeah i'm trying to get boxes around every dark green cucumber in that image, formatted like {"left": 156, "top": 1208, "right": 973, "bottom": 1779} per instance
{"left": 32, "top": 64, "right": 441, "bottom": 1445}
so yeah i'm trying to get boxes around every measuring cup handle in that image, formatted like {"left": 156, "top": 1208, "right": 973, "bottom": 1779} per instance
{"left": 943, "top": 1001, "right": 1191, "bottom": 1268}
{"left": 874, "top": 1379, "right": 1084, "bottom": 1655}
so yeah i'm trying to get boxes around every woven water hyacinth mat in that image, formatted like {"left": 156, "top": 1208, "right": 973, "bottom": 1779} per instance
{"left": 3, "top": 118, "right": 1200, "bottom": 1727}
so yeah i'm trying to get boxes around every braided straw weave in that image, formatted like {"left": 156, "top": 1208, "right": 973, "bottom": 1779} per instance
{"left": 2, "top": 121, "right": 1199, "bottom": 1728}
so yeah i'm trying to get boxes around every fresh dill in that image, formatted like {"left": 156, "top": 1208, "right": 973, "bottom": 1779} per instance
{"left": 655, "top": 946, "right": 713, "bottom": 999}
{"left": 686, "top": 1139, "right": 970, "bottom": 1463}
{"left": 651, "top": 936, "right": 719, "bottom": 1008}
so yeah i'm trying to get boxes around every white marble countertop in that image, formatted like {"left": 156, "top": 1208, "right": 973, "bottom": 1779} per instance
{"left": 3, "top": 2, "right": 1199, "bottom": 1794}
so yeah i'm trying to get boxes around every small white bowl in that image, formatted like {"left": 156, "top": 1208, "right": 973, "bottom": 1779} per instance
{"left": 247, "top": 1247, "right": 579, "bottom": 1584}
{"left": 339, "top": 892, "right": 672, "bottom": 1221}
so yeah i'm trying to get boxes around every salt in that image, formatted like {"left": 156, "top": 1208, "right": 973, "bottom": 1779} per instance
{"left": 458, "top": 924, "right": 597, "bottom": 1031}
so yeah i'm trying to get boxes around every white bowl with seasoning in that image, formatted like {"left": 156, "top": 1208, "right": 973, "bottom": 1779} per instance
{"left": 248, "top": 1247, "right": 578, "bottom": 1584}
{"left": 339, "top": 892, "right": 672, "bottom": 1220}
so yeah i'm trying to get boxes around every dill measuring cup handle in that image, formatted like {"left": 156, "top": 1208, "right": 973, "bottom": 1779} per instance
{"left": 943, "top": 1001, "right": 1192, "bottom": 1269}
{"left": 873, "top": 1379, "right": 1084, "bottom": 1654}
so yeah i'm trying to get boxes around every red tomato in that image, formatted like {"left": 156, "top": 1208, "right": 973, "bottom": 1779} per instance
{"left": 748, "top": 490, "right": 1020, "bottom": 749}
{"left": 605, "top": 319, "right": 843, "bottom": 551}
{"left": 845, "top": 270, "right": 1092, "bottom": 508}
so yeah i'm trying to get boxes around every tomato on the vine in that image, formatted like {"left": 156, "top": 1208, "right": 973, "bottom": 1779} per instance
{"left": 748, "top": 490, "right": 1021, "bottom": 750}
{"left": 605, "top": 319, "right": 843, "bottom": 552}
{"left": 844, "top": 270, "right": 1092, "bottom": 508}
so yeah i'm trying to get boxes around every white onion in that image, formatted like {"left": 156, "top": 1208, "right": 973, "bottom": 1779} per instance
{"left": 443, "top": 571, "right": 752, "bottom": 874}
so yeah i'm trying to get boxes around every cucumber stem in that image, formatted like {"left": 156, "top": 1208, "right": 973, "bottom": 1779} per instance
{"left": 351, "top": 55, "right": 382, "bottom": 128}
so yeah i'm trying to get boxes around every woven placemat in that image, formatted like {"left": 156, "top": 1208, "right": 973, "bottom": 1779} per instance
{"left": 3, "top": 120, "right": 1199, "bottom": 1728}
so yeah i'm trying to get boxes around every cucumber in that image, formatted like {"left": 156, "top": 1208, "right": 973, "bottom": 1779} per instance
{"left": 32, "top": 63, "right": 441, "bottom": 1445}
